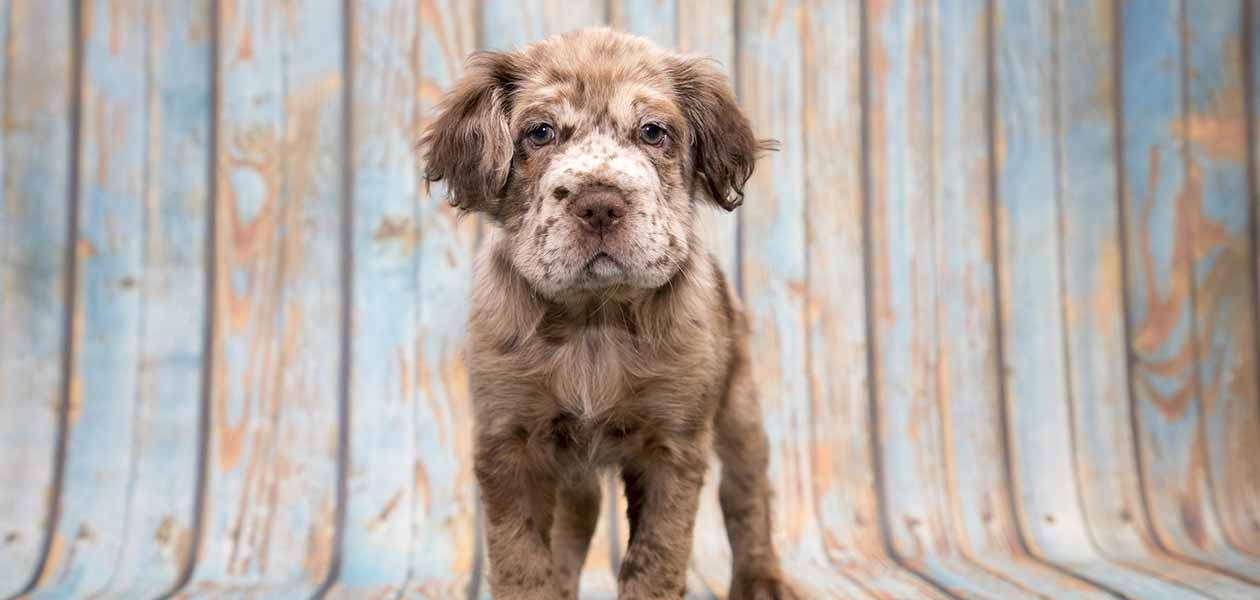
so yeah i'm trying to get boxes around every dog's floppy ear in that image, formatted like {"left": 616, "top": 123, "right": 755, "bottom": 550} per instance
{"left": 421, "top": 51, "right": 522, "bottom": 213}
{"left": 669, "top": 56, "right": 776, "bottom": 211}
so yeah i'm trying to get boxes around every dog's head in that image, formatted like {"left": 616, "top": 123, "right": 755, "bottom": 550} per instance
{"left": 421, "top": 28, "right": 771, "bottom": 298}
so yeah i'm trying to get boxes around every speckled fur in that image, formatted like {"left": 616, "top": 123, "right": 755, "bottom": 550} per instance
{"left": 421, "top": 28, "right": 798, "bottom": 600}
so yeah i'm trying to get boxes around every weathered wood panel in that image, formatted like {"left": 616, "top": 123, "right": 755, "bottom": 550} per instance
{"left": 0, "top": 1, "right": 75, "bottom": 597}
{"left": 871, "top": 1, "right": 1019, "bottom": 596}
{"left": 1051, "top": 1, "right": 1258, "bottom": 596}
{"left": 329, "top": 0, "right": 420, "bottom": 597}
{"left": 404, "top": 0, "right": 482, "bottom": 597}
{"left": 1182, "top": 0, "right": 1260, "bottom": 564}
{"left": 28, "top": 2, "right": 210, "bottom": 598}
{"left": 732, "top": 2, "right": 873, "bottom": 597}
{"left": 183, "top": 0, "right": 345, "bottom": 595}
{"left": 930, "top": 0, "right": 1104, "bottom": 595}
{"left": 1121, "top": 0, "right": 1260, "bottom": 582}
{"left": 802, "top": 0, "right": 946, "bottom": 597}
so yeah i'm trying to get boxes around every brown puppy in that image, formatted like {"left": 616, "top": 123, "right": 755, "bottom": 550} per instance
{"left": 421, "top": 28, "right": 798, "bottom": 600}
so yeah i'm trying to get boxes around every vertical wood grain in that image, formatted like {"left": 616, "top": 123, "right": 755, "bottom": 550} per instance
{"left": 610, "top": 0, "right": 676, "bottom": 48}
{"left": 933, "top": 0, "right": 1107, "bottom": 595}
{"left": 725, "top": 2, "right": 869, "bottom": 597}
{"left": 1121, "top": 0, "right": 1260, "bottom": 581}
{"left": 1061, "top": 0, "right": 1258, "bottom": 594}
{"left": 1183, "top": 0, "right": 1260, "bottom": 563}
{"left": 185, "top": 0, "right": 345, "bottom": 594}
{"left": 0, "top": 1, "right": 75, "bottom": 596}
{"left": 481, "top": 0, "right": 606, "bottom": 51}
{"left": 992, "top": 1, "right": 1246, "bottom": 596}
{"left": 869, "top": 0, "right": 1109, "bottom": 596}
{"left": 803, "top": 0, "right": 947, "bottom": 597}
{"left": 28, "top": 1, "right": 210, "bottom": 597}
{"left": 404, "top": 0, "right": 482, "bottom": 597}
{"left": 331, "top": 0, "right": 417, "bottom": 596}
{"left": 677, "top": 0, "right": 739, "bottom": 281}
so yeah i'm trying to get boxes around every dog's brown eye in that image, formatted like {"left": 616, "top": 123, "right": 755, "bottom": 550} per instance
{"left": 639, "top": 123, "right": 666, "bottom": 145}
{"left": 526, "top": 124, "right": 555, "bottom": 146}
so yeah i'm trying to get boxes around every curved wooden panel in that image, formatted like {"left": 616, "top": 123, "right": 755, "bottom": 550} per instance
{"left": 0, "top": 1, "right": 75, "bottom": 596}
{"left": 28, "top": 1, "right": 210, "bottom": 597}
{"left": 802, "top": 0, "right": 948, "bottom": 597}
{"left": 1043, "top": 1, "right": 1260, "bottom": 594}
{"left": 182, "top": 0, "right": 345, "bottom": 594}
{"left": 870, "top": 1, "right": 1116, "bottom": 597}
{"left": 1120, "top": 0, "right": 1260, "bottom": 581}
{"left": 328, "top": 0, "right": 420, "bottom": 597}
{"left": 403, "top": 0, "right": 482, "bottom": 596}
{"left": 1182, "top": 0, "right": 1260, "bottom": 563}
{"left": 727, "top": 2, "right": 873, "bottom": 597}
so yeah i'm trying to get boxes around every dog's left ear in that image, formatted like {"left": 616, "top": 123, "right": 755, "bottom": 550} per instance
{"left": 669, "top": 56, "right": 777, "bottom": 211}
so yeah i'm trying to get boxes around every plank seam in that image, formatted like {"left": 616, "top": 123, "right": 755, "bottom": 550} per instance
{"left": 1050, "top": 0, "right": 1143, "bottom": 572}
{"left": 107, "top": 4, "right": 156, "bottom": 594}
{"left": 856, "top": 0, "right": 957, "bottom": 596}
{"left": 1246, "top": 0, "right": 1260, "bottom": 446}
{"left": 1112, "top": 0, "right": 1176, "bottom": 565}
{"left": 313, "top": 0, "right": 355, "bottom": 596}
{"left": 162, "top": 0, "right": 218, "bottom": 595}
{"left": 18, "top": 3, "right": 85, "bottom": 595}
{"left": 986, "top": 6, "right": 1121, "bottom": 595}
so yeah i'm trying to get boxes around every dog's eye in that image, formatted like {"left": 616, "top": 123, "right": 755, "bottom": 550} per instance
{"left": 526, "top": 124, "right": 555, "bottom": 146}
{"left": 639, "top": 123, "right": 666, "bottom": 145}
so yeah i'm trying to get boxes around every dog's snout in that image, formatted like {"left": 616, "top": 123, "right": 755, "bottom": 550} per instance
{"left": 568, "top": 187, "right": 627, "bottom": 232}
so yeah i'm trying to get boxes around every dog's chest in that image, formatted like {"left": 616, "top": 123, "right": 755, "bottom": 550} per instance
{"left": 543, "top": 327, "right": 643, "bottom": 419}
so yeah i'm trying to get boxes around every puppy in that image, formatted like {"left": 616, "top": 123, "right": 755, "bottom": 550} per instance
{"left": 421, "top": 28, "right": 799, "bottom": 600}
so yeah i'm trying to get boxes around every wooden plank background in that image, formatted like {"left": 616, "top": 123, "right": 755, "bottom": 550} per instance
{"left": 0, "top": 0, "right": 1258, "bottom": 598}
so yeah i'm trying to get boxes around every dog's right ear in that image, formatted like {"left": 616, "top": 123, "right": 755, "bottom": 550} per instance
{"left": 421, "top": 51, "right": 522, "bottom": 214}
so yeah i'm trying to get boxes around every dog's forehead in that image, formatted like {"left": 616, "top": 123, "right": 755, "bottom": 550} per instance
{"left": 511, "top": 33, "right": 680, "bottom": 128}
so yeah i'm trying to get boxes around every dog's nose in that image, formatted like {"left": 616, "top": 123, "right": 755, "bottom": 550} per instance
{"left": 568, "top": 187, "right": 627, "bottom": 233}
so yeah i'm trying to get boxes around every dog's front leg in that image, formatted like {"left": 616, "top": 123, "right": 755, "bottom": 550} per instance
{"left": 475, "top": 429, "right": 559, "bottom": 600}
{"left": 618, "top": 441, "right": 706, "bottom": 600}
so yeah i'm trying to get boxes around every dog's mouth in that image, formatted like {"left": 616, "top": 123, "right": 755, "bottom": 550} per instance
{"left": 580, "top": 251, "right": 626, "bottom": 282}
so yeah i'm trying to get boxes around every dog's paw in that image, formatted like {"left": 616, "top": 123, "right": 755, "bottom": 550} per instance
{"left": 729, "top": 572, "right": 805, "bottom": 600}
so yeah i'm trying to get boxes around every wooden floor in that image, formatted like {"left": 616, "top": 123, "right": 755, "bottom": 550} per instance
{"left": 2, "top": 0, "right": 1259, "bottom": 598}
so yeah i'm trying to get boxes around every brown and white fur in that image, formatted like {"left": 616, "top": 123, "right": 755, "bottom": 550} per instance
{"left": 420, "top": 28, "right": 799, "bottom": 600}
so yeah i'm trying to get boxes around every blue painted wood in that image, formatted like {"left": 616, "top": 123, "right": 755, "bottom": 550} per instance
{"left": 1053, "top": 1, "right": 1259, "bottom": 596}
{"left": 1182, "top": 0, "right": 1260, "bottom": 564}
{"left": 612, "top": 0, "right": 677, "bottom": 48}
{"left": 1121, "top": 0, "right": 1260, "bottom": 581}
{"left": 329, "top": 0, "right": 420, "bottom": 597}
{"left": 0, "top": 1, "right": 75, "bottom": 596}
{"left": 30, "top": 1, "right": 169, "bottom": 596}
{"left": 183, "top": 0, "right": 345, "bottom": 594}
{"left": 931, "top": 0, "right": 1105, "bottom": 595}
{"left": 481, "top": 0, "right": 606, "bottom": 51}
{"left": 403, "top": 0, "right": 483, "bottom": 597}
{"left": 729, "top": 2, "right": 872, "bottom": 598}
{"left": 800, "top": 0, "right": 945, "bottom": 597}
